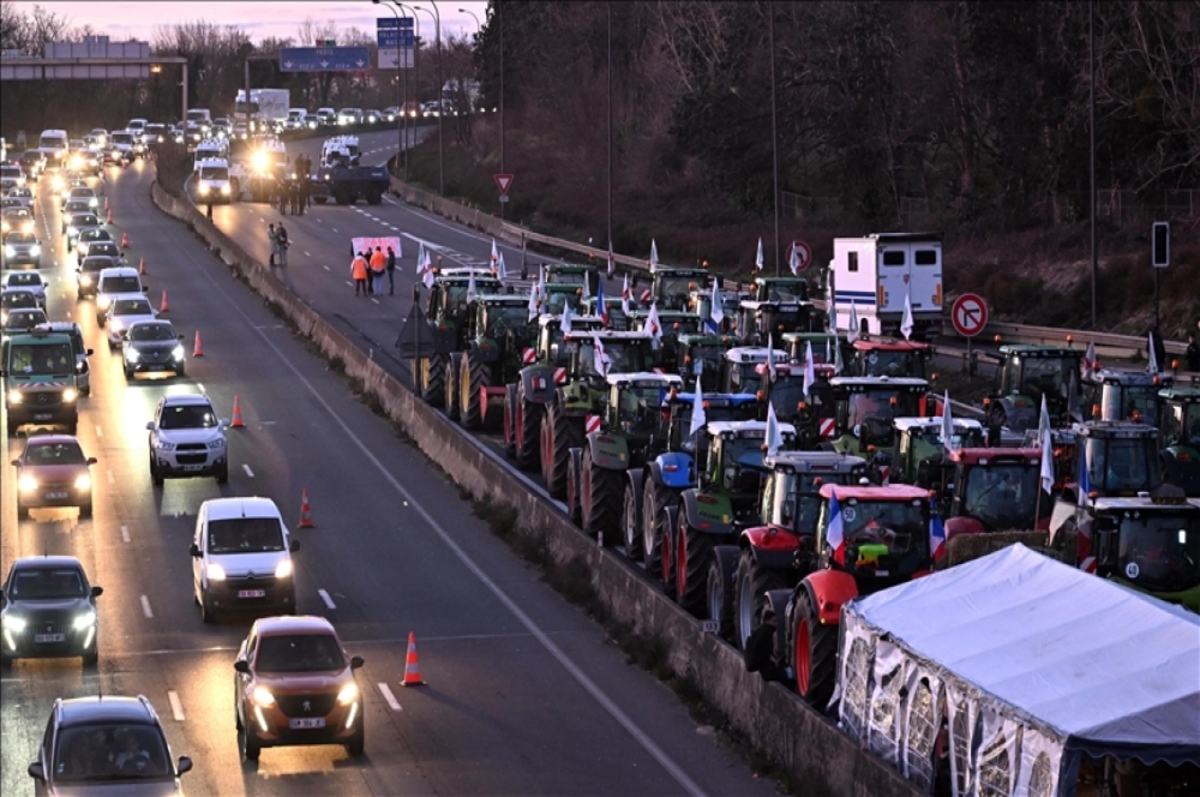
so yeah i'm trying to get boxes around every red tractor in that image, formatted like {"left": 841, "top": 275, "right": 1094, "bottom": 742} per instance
{"left": 941, "top": 448, "right": 1051, "bottom": 536}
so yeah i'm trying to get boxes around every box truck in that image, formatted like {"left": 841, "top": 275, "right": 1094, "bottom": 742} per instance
{"left": 828, "top": 232, "right": 943, "bottom": 341}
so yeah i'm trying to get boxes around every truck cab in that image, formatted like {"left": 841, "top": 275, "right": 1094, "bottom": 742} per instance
{"left": 2, "top": 328, "right": 81, "bottom": 435}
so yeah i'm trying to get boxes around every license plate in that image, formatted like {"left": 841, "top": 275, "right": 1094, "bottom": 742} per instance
{"left": 238, "top": 589, "right": 266, "bottom": 599}
{"left": 182, "top": 464, "right": 203, "bottom": 471}
{"left": 35, "top": 633, "right": 65, "bottom": 643}
{"left": 289, "top": 717, "right": 326, "bottom": 729}
{"left": 33, "top": 413, "right": 52, "bottom": 421}
{"left": 45, "top": 492, "right": 69, "bottom": 500}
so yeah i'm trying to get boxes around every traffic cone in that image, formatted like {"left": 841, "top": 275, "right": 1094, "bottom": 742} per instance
{"left": 192, "top": 329, "right": 204, "bottom": 357}
{"left": 401, "top": 632, "right": 425, "bottom": 686}
{"left": 298, "top": 488, "right": 314, "bottom": 529}
{"left": 159, "top": 289, "right": 169, "bottom": 313}
{"left": 139, "top": 256, "right": 147, "bottom": 275}
{"left": 121, "top": 231, "right": 129, "bottom": 248}
{"left": 231, "top": 395, "right": 245, "bottom": 428}
{"left": 106, "top": 209, "right": 113, "bottom": 224}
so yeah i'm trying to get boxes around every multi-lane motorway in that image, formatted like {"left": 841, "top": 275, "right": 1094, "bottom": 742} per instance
{"left": 1, "top": 134, "right": 776, "bottom": 795}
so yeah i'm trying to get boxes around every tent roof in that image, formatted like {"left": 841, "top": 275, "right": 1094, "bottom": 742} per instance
{"left": 848, "top": 544, "right": 1200, "bottom": 762}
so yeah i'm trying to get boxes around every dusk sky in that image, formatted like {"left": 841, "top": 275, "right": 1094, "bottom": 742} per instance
{"left": 10, "top": 1, "right": 491, "bottom": 44}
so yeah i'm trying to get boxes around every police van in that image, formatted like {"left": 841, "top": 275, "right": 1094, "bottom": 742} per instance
{"left": 320, "top": 136, "right": 360, "bottom": 168}
{"left": 828, "top": 232, "right": 944, "bottom": 341}
{"left": 194, "top": 158, "right": 233, "bottom": 204}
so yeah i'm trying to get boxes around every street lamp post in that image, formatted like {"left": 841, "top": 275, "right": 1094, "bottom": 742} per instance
{"left": 372, "top": 0, "right": 404, "bottom": 177}
{"left": 768, "top": 5, "right": 781, "bottom": 276}
{"left": 414, "top": 3, "right": 444, "bottom": 197}
{"left": 396, "top": 2, "right": 421, "bottom": 181}
{"left": 607, "top": 2, "right": 613, "bottom": 268}
{"left": 458, "top": 7, "right": 480, "bottom": 33}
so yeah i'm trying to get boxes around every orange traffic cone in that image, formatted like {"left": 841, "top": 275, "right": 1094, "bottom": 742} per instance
{"left": 401, "top": 632, "right": 425, "bottom": 686}
{"left": 231, "top": 395, "right": 245, "bottom": 428}
{"left": 121, "top": 231, "right": 129, "bottom": 248}
{"left": 159, "top": 289, "right": 169, "bottom": 313}
{"left": 139, "top": 256, "right": 147, "bottom": 275}
{"left": 106, "top": 209, "right": 113, "bottom": 224}
{"left": 298, "top": 488, "right": 314, "bottom": 529}
{"left": 192, "top": 329, "right": 204, "bottom": 357}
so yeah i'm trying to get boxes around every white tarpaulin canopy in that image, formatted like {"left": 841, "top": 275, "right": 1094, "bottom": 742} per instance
{"left": 836, "top": 544, "right": 1200, "bottom": 796}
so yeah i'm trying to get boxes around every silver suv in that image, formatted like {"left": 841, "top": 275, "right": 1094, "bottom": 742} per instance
{"left": 146, "top": 394, "right": 229, "bottom": 485}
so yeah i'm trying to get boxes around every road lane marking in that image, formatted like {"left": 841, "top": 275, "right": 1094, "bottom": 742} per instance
{"left": 304, "top": 250, "right": 311, "bottom": 256}
{"left": 192, "top": 242, "right": 708, "bottom": 797}
{"left": 167, "top": 690, "right": 185, "bottom": 721}
{"left": 120, "top": 525, "right": 130, "bottom": 543}
{"left": 323, "top": 264, "right": 330, "bottom": 271}
{"left": 106, "top": 469, "right": 115, "bottom": 484}
{"left": 242, "top": 464, "right": 255, "bottom": 478}
{"left": 317, "top": 589, "right": 337, "bottom": 610}
{"left": 95, "top": 425, "right": 103, "bottom": 437}
{"left": 140, "top": 595, "right": 153, "bottom": 618}
{"left": 378, "top": 683, "right": 402, "bottom": 711}
{"left": 371, "top": 298, "right": 379, "bottom": 305}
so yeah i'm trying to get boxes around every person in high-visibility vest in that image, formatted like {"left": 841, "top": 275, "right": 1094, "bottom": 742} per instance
{"left": 350, "top": 252, "right": 369, "bottom": 296}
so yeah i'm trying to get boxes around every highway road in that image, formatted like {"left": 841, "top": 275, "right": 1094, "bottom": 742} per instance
{"left": 0, "top": 148, "right": 777, "bottom": 795}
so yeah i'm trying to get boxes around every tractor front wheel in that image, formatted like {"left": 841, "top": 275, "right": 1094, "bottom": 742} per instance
{"left": 706, "top": 546, "right": 739, "bottom": 640}
{"left": 419, "top": 354, "right": 445, "bottom": 406}
{"left": 675, "top": 515, "right": 715, "bottom": 616}
{"left": 790, "top": 588, "right": 836, "bottom": 708}
{"left": 459, "top": 348, "right": 490, "bottom": 429}
{"left": 734, "top": 549, "right": 786, "bottom": 651}
{"left": 443, "top": 352, "right": 462, "bottom": 420}
{"left": 540, "top": 402, "right": 581, "bottom": 499}
{"left": 641, "top": 479, "right": 673, "bottom": 579}
{"left": 581, "top": 454, "right": 621, "bottom": 544}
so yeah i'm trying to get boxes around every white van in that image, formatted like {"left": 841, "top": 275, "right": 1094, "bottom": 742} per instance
{"left": 190, "top": 497, "right": 298, "bottom": 623}
{"left": 94, "top": 267, "right": 145, "bottom": 325}
{"left": 37, "top": 129, "right": 69, "bottom": 167}
{"left": 284, "top": 108, "right": 308, "bottom": 130}
{"left": 192, "top": 138, "right": 227, "bottom": 172}
{"left": 194, "top": 158, "right": 232, "bottom": 203}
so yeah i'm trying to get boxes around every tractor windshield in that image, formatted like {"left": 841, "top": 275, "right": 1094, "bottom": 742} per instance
{"left": 716, "top": 435, "right": 769, "bottom": 495}
{"left": 615, "top": 385, "right": 666, "bottom": 434}
{"left": 1163, "top": 401, "right": 1200, "bottom": 447}
{"left": 576, "top": 339, "right": 645, "bottom": 378}
{"left": 760, "top": 281, "right": 807, "bottom": 302}
{"left": 828, "top": 498, "right": 930, "bottom": 585}
{"left": 483, "top": 304, "right": 528, "bottom": 335}
{"left": 546, "top": 268, "right": 590, "bottom": 286}
{"left": 781, "top": 472, "right": 856, "bottom": 537}
{"left": 1083, "top": 435, "right": 1161, "bottom": 496}
{"left": 1018, "top": 356, "right": 1079, "bottom": 413}
{"left": 860, "top": 349, "right": 927, "bottom": 379}
{"left": 846, "top": 389, "right": 922, "bottom": 447}
{"left": 543, "top": 290, "right": 582, "bottom": 316}
{"left": 655, "top": 276, "right": 701, "bottom": 311}
{"left": 767, "top": 375, "right": 816, "bottom": 419}
{"left": 1101, "top": 383, "right": 1161, "bottom": 423}
{"left": 756, "top": 305, "right": 810, "bottom": 335}
{"left": 963, "top": 464, "right": 1045, "bottom": 531}
{"left": 1116, "top": 513, "right": 1200, "bottom": 596}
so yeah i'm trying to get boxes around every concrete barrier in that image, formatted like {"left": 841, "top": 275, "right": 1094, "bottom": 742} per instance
{"left": 151, "top": 180, "right": 922, "bottom": 796}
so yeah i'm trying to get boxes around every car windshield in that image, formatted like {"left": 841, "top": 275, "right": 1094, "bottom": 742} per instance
{"left": 860, "top": 349, "right": 926, "bottom": 379}
{"left": 113, "top": 299, "right": 152, "bottom": 316}
{"left": 963, "top": 464, "right": 1044, "bottom": 530}
{"left": 129, "top": 324, "right": 176, "bottom": 342}
{"left": 100, "top": 276, "right": 140, "bottom": 294}
{"left": 1117, "top": 513, "right": 1200, "bottom": 595}
{"left": 5, "top": 232, "right": 34, "bottom": 244}
{"left": 199, "top": 166, "right": 229, "bottom": 180}
{"left": 112, "top": 133, "right": 133, "bottom": 145}
{"left": 8, "top": 274, "right": 41, "bottom": 288}
{"left": 70, "top": 188, "right": 95, "bottom": 199}
{"left": 159, "top": 403, "right": 218, "bottom": 429}
{"left": 88, "top": 244, "right": 119, "bottom": 258}
{"left": 4, "top": 309, "right": 46, "bottom": 329}
{"left": 81, "top": 229, "right": 112, "bottom": 242}
{"left": 52, "top": 724, "right": 171, "bottom": 782}
{"left": 26, "top": 441, "right": 86, "bottom": 465}
{"left": 71, "top": 214, "right": 99, "bottom": 227}
{"left": 9, "top": 567, "right": 86, "bottom": 598}
{"left": 256, "top": 633, "right": 345, "bottom": 672}
{"left": 207, "top": 517, "right": 285, "bottom": 554}
{"left": 8, "top": 342, "right": 72, "bottom": 372}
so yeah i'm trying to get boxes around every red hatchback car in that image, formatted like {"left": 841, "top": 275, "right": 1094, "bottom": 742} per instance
{"left": 233, "top": 616, "right": 365, "bottom": 761}
{"left": 12, "top": 434, "right": 96, "bottom": 519}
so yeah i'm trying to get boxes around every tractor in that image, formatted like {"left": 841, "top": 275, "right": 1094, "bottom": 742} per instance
{"left": 540, "top": 283, "right": 587, "bottom": 317}
{"left": 502, "top": 313, "right": 605, "bottom": 470}
{"left": 827, "top": 376, "right": 931, "bottom": 459}
{"left": 751, "top": 276, "right": 810, "bottom": 303}
{"left": 666, "top": 420, "right": 795, "bottom": 617}
{"left": 721, "top": 346, "right": 790, "bottom": 395}
{"left": 628, "top": 308, "right": 705, "bottom": 373}
{"left": 543, "top": 262, "right": 597, "bottom": 287}
{"left": 1050, "top": 492, "right": 1200, "bottom": 611}
{"left": 540, "top": 331, "right": 655, "bottom": 498}
{"left": 648, "top": 264, "right": 713, "bottom": 312}
{"left": 452, "top": 294, "right": 536, "bottom": 429}
{"left": 1068, "top": 420, "right": 1163, "bottom": 501}
{"left": 725, "top": 451, "right": 868, "bottom": 649}
{"left": 940, "top": 447, "right": 1051, "bottom": 536}
{"left": 581, "top": 296, "right": 631, "bottom": 331}
{"left": 781, "top": 484, "right": 937, "bottom": 706}
{"left": 750, "top": 360, "right": 838, "bottom": 450}
{"left": 782, "top": 332, "right": 853, "bottom": 371}
{"left": 631, "top": 392, "right": 761, "bottom": 578}
{"left": 573, "top": 372, "right": 683, "bottom": 544}
{"left": 665, "top": 333, "right": 737, "bottom": 391}
{"left": 689, "top": 285, "right": 748, "bottom": 330}
{"left": 848, "top": 339, "right": 931, "bottom": 380}
{"left": 734, "top": 298, "right": 817, "bottom": 347}
{"left": 886, "top": 417, "right": 986, "bottom": 487}
{"left": 1157, "top": 386, "right": 1200, "bottom": 496}
{"left": 411, "top": 268, "right": 503, "bottom": 407}
{"left": 1085, "top": 369, "right": 1172, "bottom": 423}
{"left": 982, "top": 344, "right": 1084, "bottom": 435}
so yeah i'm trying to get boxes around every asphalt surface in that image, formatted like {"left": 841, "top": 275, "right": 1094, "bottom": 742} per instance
{"left": 0, "top": 144, "right": 778, "bottom": 795}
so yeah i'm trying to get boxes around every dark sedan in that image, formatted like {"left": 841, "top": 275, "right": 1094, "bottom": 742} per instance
{"left": 1, "top": 555, "right": 101, "bottom": 667}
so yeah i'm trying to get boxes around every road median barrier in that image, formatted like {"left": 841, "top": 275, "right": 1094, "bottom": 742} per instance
{"left": 150, "top": 180, "right": 920, "bottom": 796}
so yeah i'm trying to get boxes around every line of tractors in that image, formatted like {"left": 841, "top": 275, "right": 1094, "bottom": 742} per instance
{"left": 404, "top": 261, "right": 1200, "bottom": 710}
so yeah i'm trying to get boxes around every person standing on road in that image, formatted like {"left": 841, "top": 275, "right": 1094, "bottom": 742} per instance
{"left": 351, "top": 251, "right": 369, "bottom": 296}
{"left": 385, "top": 245, "right": 396, "bottom": 295}
{"left": 275, "top": 222, "right": 289, "bottom": 267}
{"left": 368, "top": 247, "right": 386, "bottom": 295}
{"left": 268, "top": 223, "right": 278, "bottom": 267}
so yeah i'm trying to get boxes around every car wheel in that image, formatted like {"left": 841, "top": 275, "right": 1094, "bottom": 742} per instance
{"left": 215, "top": 465, "right": 229, "bottom": 485}
{"left": 176, "top": 364, "right": 186, "bottom": 378}
{"left": 80, "top": 500, "right": 93, "bottom": 519}
{"left": 82, "top": 648, "right": 98, "bottom": 668}
{"left": 238, "top": 725, "right": 260, "bottom": 761}
{"left": 150, "top": 456, "right": 164, "bottom": 486}
{"left": 345, "top": 728, "right": 365, "bottom": 757}
{"left": 200, "top": 595, "right": 215, "bottom": 624}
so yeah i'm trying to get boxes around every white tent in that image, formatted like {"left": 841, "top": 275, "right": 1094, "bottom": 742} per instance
{"left": 834, "top": 544, "right": 1200, "bottom": 796}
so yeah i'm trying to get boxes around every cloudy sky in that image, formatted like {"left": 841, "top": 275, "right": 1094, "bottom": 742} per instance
{"left": 11, "top": 1, "right": 490, "bottom": 44}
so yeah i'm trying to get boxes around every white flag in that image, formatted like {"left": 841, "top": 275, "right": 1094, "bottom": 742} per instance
{"left": 527, "top": 282, "right": 540, "bottom": 322}
{"left": 848, "top": 301, "right": 861, "bottom": 343}
{"left": 466, "top": 267, "right": 477, "bottom": 303}
{"left": 607, "top": 243, "right": 615, "bottom": 279}
{"left": 621, "top": 273, "right": 632, "bottom": 316}
{"left": 1082, "top": 340, "right": 1098, "bottom": 381}
{"left": 901, "top": 291, "right": 914, "bottom": 340}
{"left": 1038, "top": 394, "right": 1052, "bottom": 442}
{"left": 689, "top": 379, "right": 706, "bottom": 437}
{"left": 803, "top": 341, "right": 816, "bottom": 397}
{"left": 1040, "top": 427, "right": 1055, "bottom": 496}
{"left": 415, "top": 242, "right": 426, "bottom": 275}
{"left": 561, "top": 303, "right": 573, "bottom": 335}
{"left": 593, "top": 337, "right": 611, "bottom": 377}
{"left": 490, "top": 238, "right": 498, "bottom": 267}
{"left": 789, "top": 245, "right": 800, "bottom": 276}
{"left": 1147, "top": 331, "right": 1160, "bottom": 374}
{"left": 767, "top": 333, "right": 777, "bottom": 382}
{"left": 941, "top": 390, "right": 955, "bottom": 455}
{"left": 755, "top": 237, "right": 764, "bottom": 271}
{"left": 650, "top": 239, "right": 659, "bottom": 269}
{"left": 583, "top": 274, "right": 591, "bottom": 300}
{"left": 646, "top": 302, "right": 662, "bottom": 350}
{"left": 833, "top": 335, "right": 844, "bottom": 375}
{"left": 710, "top": 281, "right": 724, "bottom": 325}
{"left": 420, "top": 246, "right": 435, "bottom": 289}
{"left": 824, "top": 337, "right": 832, "bottom": 365}
{"left": 496, "top": 251, "right": 507, "bottom": 281}
{"left": 765, "top": 400, "right": 784, "bottom": 457}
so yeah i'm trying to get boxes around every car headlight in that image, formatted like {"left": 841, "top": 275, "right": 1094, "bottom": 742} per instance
{"left": 155, "top": 439, "right": 176, "bottom": 451}
{"left": 198, "top": 183, "right": 209, "bottom": 195}
{"left": 63, "top": 388, "right": 78, "bottom": 402}
{"left": 18, "top": 473, "right": 38, "bottom": 492}
{"left": 8, "top": 389, "right": 22, "bottom": 404}
{"left": 2, "top": 615, "right": 26, "bottom": 632}
{"left": 97, "top": 296, "right": 111, "bottom": 309}
{"left": 274, "top": 559, "right": 293, "bottom": 579}
{"left": 125, "top": 348, "right": 140, "bottom": 362}
{"left": 3, "top": 246, "right": 12, "bottom": 257}
{"left": 80, "top": 275, "right": 92, "bottom": 285}
{"left": 73, "top": 610, "right": 96, "bottom": 630}
{"left": 220, "top": 184, "right": 230, "bottom": 195}
{"left": 205, "top": 563, "right": 226, "bottom": 582}
{"left": 74, "top": 473, "right": 92, "bottom": 491}
{"left": 206, "top": 437, "right": 225, "bottom": 450}
{"left": 252, "top": 686, "right": 275, "bottom": 707}
{"left": 88, "top": 197, "right": 97, "bottom": 208}
{"left": 336, "top": 682, "right": 359, "bottom": 705}
{"left": 173, "top": 344, "right": 185, "bottom": 361}
{"left": 29, "top": 245, "right": 40, "bottom": 256}
{"left": 67, "top": 226, "right": 78, "bottom": 237}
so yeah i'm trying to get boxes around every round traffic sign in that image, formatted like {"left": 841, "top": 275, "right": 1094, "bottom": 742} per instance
{"left": 951, "top": 293, "right": 988, "bottom": 337}
{"left": 790, "top": 240, "right": 812, "bottom": 272}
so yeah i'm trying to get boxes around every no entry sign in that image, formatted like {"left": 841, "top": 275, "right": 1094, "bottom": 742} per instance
{"left": 951, "top": 293, "right": 988, "bottom": 338}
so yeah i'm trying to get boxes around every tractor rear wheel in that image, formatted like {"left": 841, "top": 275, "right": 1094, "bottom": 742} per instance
{"left": 621, "top": 481, "right": 643, "bottom": 560}
{"left": 502, "top": 384, "right": 518, "bottom": 457}
{"left": 419, "top": 354, "right": 445, "bottom": 406}
{"left": 581, "top": 454, "right": 622, "bottom": 544}
{"left": 514, "top": 382, "right": 542, "bottom": 470}
{"left": 706, "top": 546, "right": 739, "bottom": 640}
{"left": 734, "top": 549, "right": 786, "bottom": 651}
{"left": 411, "top": 358, "right": 425, "bottom": 395}
{"left": 443, "top": 352, "right": 461, "bottom": 420}
{"left": 565, "top": 448, "right": 582, "bottom": 525}
{"left": 791, "top": 588, "right": 836, "bottom": 708}
{"left": 641, "top": 479, "right": 673, "bottom": 579}
{"left": 540, "top": 401, "right": 581, "bottom": 499}
{"left": 676, "top": 516, "right": 715, "bottom": 616}
{"left": 459, "top": 348, "right": 490, "bottom": 429}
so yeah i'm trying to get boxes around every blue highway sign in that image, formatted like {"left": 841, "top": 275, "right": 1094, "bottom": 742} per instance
{"left": 377, "top": 18, "right": 415, "bottom": 47}
{"left": 280, "top": 47, "right": 371, "bottom": 72}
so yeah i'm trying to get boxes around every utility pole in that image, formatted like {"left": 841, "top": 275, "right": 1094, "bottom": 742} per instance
{"left": 1089, "top": 0, "right": 1098, "bottom": 329}
{"left": 607, "top": 2, "right": 614, "bottom": 267}
{"left": 769, "top": 6, "right": 781, "bottom": 276}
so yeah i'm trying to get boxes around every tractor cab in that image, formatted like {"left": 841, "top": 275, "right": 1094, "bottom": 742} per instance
{"left": 1090, "top": 369, "right": 1172, "bottom": 423}
{"left": 735, "top": 299, "right": 815, "bottom": 346}
{"left": 427, "top": 269, "right": 505, "bottom": 348}
{"left": 590, "top": 372, "right": 684, "bottom": 469}
{"left": 667, "top": 333, "right": 736, "bottom": 391}
{"left": 984, "top": 345, "right": 1084, "bottom": 434}
{"left": 782, "top": 332, "right": 852, "bottom": 370}
{"left": 1158, "top": 386, "right": 1200, "bottom": 496}
{"left": 543, "top": 263, "right": 597, "bottom": 287}
{"left": 752, "top": 361, "right": 837, "bottom": 446}
{"left": 889, "top": 417, "right": 985, "bottom": 487}
{"left": 722, "top": 346, "right": 789, "bottom": 395}
{"left": 698, "top": 421, "right": 796, "bottom": 519}
{"left": 850, "top": 339, "right": 930, "bottom": 380}
{"left": 532, "top": 313, "right": 605, "bottom": 366}
{"left": 1071, "top": 421, "right": 1163, "bottom": 499}
{"left": 650, "top": 265, "right": 711, "bottom": 312}
{"left": 562, "top": 330, "right": 654, "bottom": 389}
{"left": 829, "top": 376, "right": 930, "bottom": 456}
{"left": 752, "top": 276, "right": 809, "bottom": 303}
{"left": 661, "top": 392, "right": 761, "bottom": 453}
{"left": 690, "top": 286, "right": 747, "bottom": 325}
{"left": 943, "top": 447, "right": 1049, "bottom": 536}
{"left": 629, "top": 309, "right": 705, "bottom": 367}
{"left": 540, "top": 283, "right": 586, "bottom": 317}
{"left": 581, "top": 296, "right": 630, "bottom": 331}
{"left": 467, "top": 295, "right": 534, "bottom": 344}
{"left": 1050, "top": 493, "right": 1200, "bottom": 610}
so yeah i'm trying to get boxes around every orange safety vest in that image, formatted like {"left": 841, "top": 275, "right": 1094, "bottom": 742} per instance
{"left": 351, "top": 256, "right": 369, "bottom": 279}
{"left": 369, "top": 250, "right": 386, "bottom": 273}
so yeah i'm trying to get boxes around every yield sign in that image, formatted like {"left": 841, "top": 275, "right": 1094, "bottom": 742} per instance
{"left": 951, "top": 293, "right": 988, "bottom": 338}
{"left": 494, "top": 173, "right": 514, "bottom": 196}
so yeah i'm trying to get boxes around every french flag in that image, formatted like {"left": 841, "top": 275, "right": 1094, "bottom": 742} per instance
{"left": 929, "top": 500, "right": 946, "bottom": 561}
{"left": 596, "top": 278, "right": 609, "bottom": 327}
{"left": 827, "top": 492, "right": 846, "bottom": 566}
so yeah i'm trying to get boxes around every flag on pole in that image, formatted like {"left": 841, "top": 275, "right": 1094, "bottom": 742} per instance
{"left": 1077, "top": 443, "right": 1092, "bottom": 506}
{"left": 420, "top": 245, "right": 435, "bottom": 289}
{"left": 650, "top": 239, "right": 659, "bottom": 269}
{"left": 827, "top": 491, "right": 847, "bottom": 565}
{"left": 689, "top": 379, "right": 706, "bottom": 437}
{"left": 789, "top": 245, "right": 801, "bottom": 276}
{"left": 1040, "top": 426, "right": 1055, "bottom": 496}
{"left": 1082, "top": 341, "right": 1098, "bottom": 381}
{"left": 465, "top": 267, "right": 478, "bottom": 303}
{"left": 767, "top": 333, "right": 777, "bottom": 382}
{"left": 765, "top": 401, "right": 784, "bottom": 457}
{"left": 646, "top": 302, "right": 662, "bottom": 350}
{"left": 561, "top": 303, "right": 573, "bottom": 335}
{"left": 941, "top": 390, "right": 955, "bottom": 455}
{"left": 607, "top": 242, "right": 615, "bottom": 279}
{"left": 833, "top": 335, "right": 845, "bottom": 375}
{"left": 583, "top": 274, "right": 591, "bottom": 300}
{"left": 490, "top": 238, "right": 498, "bottom": 269}
{"left": 755, "top": 237, "right": 764, "bottom": 271}
{"left": 706, "top": 281, "right": 724, "bottom": 333}
{"left": 901, "top": 291, "right": 914, "bottom": 340}
{"left": 824, "top": 337, "right": 832, "bottom": 366}
{"left": 1147, "top": 331, "right": 1160, "bottom": 374}
{"left": 803, "top": 341, "right": 816, "bottom": 397}
{"left": 527, "top": 281, "right": 540, "bottom": 322}
{"left": 1037, "top": 394, "right": 1052, "bottom": 443}
{"left": 848, "top": 301, "right": 861, "bottom": 343}
{"left": 593, "top": 336, "right": 611, "bottom": 377}
{"left": 929, "top": 501, "right": 946, "bottom": 561}
{"left": 415, "top": 242, "right": 427, "bottom": 275}
{"left": 596, "top": 278, "right": 609, "bottom": 327}
{"left": 621, "top": 273, "right": 632, "bottom": 316}
{"left": 495, "top": 251, "right": 507, "bottom": 281}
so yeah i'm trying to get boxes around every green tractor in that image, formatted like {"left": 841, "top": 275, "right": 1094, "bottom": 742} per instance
{"left": 751, "top": 276, "right": 810, "bottom": 303}
{"left": 573, "top": 372, "right": 684, "bottom": 543}
{"left": 1157, "top": 386, "right": 1200, "bottom": 496}
{"left": 734, "top": 298, "right": 818, "bottom": 347}
{"left": 887, "top": 417, "right": 986, "bottom": 488}
{"left": 450, "top": 294, "right": 537, "bottom": 430}
{"left": 982, "top": 344, "right": 1084, "bottom": 435}
{"left": 665, "top": 420, "right": 795, "bottom": 616}
{"left": 539, "top": 283, "right": 587, "bottom": 317}
{"left": 666, "top": 333, "right": 737, "bottom": 391}
{"left": 543, "top": 262, "right": 597, "bottom": 287}
{"left": 540, "top": 330, "right": 655, "bottom": 498}
{"left": 721, "top": 345, "right": 790, "bottom": 395}
{"left": 411, "top": 268, "right": 503, "bottom": 407}
{"left": 782, "top": 331, "right": 853, "bottom": 371}
{"left": 648, "top": 264, "right": 713, "bottom": 312}
{"left": 628, "top": 310, "right": 706, "bottom": 374}
{"left": 501, "top": 313, "right": 605, "bottom": 470}
{"left": 827, "top": 376, "right": 931, "bottom": 460}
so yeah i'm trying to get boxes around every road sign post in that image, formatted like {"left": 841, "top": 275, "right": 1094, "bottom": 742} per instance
{"left": 951, "top": 293, "right": 988, "bottom": 377}
{"left": 494, "top": 173, "right": 513, "bottom": 205}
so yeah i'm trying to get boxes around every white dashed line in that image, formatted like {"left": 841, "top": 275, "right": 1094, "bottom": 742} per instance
{"left": 167, "top": 690, "right": 185, "bottom": 721}
{"left": 323, "top": 264, "right": 330, "bottom": 271}
{"left": 242, "top": 464, "right": 255, "bottom": 478}
{"left": 140, "top": 595, "right": 154, "bottom": 618}
{"left": 120, "top": 525, "right": 130, "bottom": 543}
{"left": 317, "top": 589, "right": 337, "bottom": 610}
{"left": 106, "top": 469, "right": 115, "bottom": 484}
{"left": 371, "top": 297, "right": 379, "bottom": 305}
{"left": 304, "top": 251, "right": 311, "bottom": 256}
{"left": 378, "top": 683, "right": 402, "bottom": 711}
{"left": 95, "top": 425, "right": 103, "bottom": 437}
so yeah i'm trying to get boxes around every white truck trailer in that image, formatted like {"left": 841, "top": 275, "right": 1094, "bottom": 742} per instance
{"left": 828, "top": 232, "right": 944, "bottom": 341}
{"left": 235, "top": 89, "right": 291, "bottom": 128}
